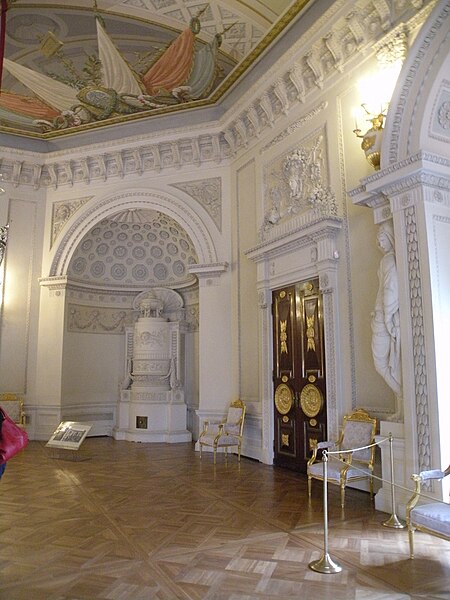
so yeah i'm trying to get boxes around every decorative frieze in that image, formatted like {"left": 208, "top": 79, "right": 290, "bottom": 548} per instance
{"left": 261, "top": 129, "right": 337, "bottom": 241}
{"left": 437, "top": 99, "right": 450, "bottom": 130}
{"left": 404, "top": 206, "right": 431, "bottom": 475}
{"left": 0, "top": 1, "right": 430, "bottom": 189}
{"left": 373, "top": 23, "right": 409, "bottom": 65}
{"left": 170, "top": 177, "right": 222, "bottom": 232}
{"left": 262, "top": 101, "right": 328, "bottom": 151}
{"left": 67, "top": 304, "right": 134, "bottom": 334}
{"left": 51, "top": 196, "right": 93, "bottom": 247}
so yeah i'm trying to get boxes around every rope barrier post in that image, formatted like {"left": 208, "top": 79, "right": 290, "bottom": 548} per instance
{"left": 382, "top": 432, "right": 406, "bottom": 529}
{"left": 309, "top": 450, "right": 343, "bottom": 574}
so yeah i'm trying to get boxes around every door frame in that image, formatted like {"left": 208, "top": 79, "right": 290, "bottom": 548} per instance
{"left": 246, "top": 216, "right": 342, "bottom": 465}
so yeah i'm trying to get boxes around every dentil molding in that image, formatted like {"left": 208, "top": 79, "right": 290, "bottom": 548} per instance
{"left": 0, "top": 0, "right": 432, "bottom": 191}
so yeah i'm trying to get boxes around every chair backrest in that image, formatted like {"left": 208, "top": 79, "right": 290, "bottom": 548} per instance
{"left": 0, "top": 393, "right": 26, "bottom": 426}
{"left": 339, "top": 408, "right": 376, "bottom": 465}
{"left": 226, "top": 399, "right": 246, "bottom": 436}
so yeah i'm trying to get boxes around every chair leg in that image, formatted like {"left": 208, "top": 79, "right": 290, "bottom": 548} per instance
{"left": 225, "top": 447, "right": 228, "bottom": 461}
{"left": 213, "top": 446, "right": 217, "bottom": 464}
{"left": 307, "top": 476, "right": 312, "bottom": 498}
{"left": 199, "top": 444, "right": 202, "bottom": 460}
{"left": 238, "top": 442, "right": 241, "bottom": 462}
{"left": 408, "top": 525, "right": 415, "bottom": 559}
{"left": 340, "top": 484, "right": 345, "bottom": 509}
{"left": 369, "top": 475, "right": 374, "bottom": 500}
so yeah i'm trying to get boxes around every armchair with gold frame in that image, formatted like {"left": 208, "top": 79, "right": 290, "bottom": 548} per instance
{"left": 198, "top": 399, "right": 246, "bottom": 464}
{"left": 405, "top": 466, "right": 450, "bottom": 558}
{"left": 0, "top": 393, "right": 26, "bottom": 427}
{"left": 307, "top": 408, "right": 377, "bottom": 508}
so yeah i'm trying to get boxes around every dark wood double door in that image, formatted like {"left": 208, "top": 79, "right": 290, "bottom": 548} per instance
{"left": 272, "top": 279, "right": 327, "bottom": 473}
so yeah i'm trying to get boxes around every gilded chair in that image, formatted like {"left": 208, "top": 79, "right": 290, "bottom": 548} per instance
{"left": 198, "top": 399, "right": 246, "bottom": 464}
{"left": 405, "top": 466, "right": 450, "bottom": 559}
{"left": 0, "top": 393, "right": 26, "bottom": 427}
{"left": 307, "top": 408, "right": 377, "bottom": 508}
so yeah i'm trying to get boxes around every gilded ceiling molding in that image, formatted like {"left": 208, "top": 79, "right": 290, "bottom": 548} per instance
{"left": 170, "top": 178, "right": 222, "bottom": 232}
{"left": 0, "top": 0, "right": 433, "bottom": 188}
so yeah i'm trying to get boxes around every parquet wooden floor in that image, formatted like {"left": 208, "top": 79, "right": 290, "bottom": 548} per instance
{"left": 0, "top": 438, "right": 448, "bottom": 599}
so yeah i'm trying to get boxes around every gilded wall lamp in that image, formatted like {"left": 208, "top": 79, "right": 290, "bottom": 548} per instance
{"left": 353, "top": 26, "right": 407, "bottom": 171}
{"left": 353, "top": 105, "right": 386, "bottom": 171}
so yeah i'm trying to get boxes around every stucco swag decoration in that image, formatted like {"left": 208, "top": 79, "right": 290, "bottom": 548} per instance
{"left": 261, "top": 133, "right": 337, "bottom": 240}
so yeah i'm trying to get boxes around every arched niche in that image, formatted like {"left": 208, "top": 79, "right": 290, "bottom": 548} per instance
{"left": 49, "top": 188, "right": 220, "bottom": 278}
{"left": 382, "top": 0, "right": 450, "bottom": 165}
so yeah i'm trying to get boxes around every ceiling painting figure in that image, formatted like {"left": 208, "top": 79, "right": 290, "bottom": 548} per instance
{"left": 0, "top": 0, "right": 303, "bottom": 138}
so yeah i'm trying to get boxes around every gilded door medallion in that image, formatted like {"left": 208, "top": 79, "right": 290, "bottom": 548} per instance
{"left": 272, "top": 279, "right": 327, "bottom": 473}
{"left": 300, "top": 384, "right": 323, "bottom": 418}
{"left": 274, "top": 383, "right": 294, "bottom": 415}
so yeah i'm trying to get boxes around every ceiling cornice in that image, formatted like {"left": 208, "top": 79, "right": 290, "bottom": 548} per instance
{"left": 0, "top": 0, "right": 434, "bottom": 190}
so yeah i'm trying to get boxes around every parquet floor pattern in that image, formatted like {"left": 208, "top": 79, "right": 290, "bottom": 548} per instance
{"left": 0, "top": 438, "right": 448, "bottom": 599}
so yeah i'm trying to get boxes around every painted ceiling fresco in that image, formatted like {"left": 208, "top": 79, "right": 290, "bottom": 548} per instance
{"left": 0, "top": 0, "right": 308, "bottom": 139}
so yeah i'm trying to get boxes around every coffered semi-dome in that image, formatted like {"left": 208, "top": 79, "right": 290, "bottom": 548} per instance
{"left": 68, "top": 209, "right": 198, "bottom": 289}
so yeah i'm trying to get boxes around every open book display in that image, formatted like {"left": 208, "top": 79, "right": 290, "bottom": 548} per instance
{"left": 46, "top": 421, "right": 92, "bottom": 451}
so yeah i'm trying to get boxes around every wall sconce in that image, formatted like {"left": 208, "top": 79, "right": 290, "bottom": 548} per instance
{"left": 352, "top": 54, "right": 403, "bottom": 171}
{"left": 353, "top": 104, "right": 386, "bottom": 171}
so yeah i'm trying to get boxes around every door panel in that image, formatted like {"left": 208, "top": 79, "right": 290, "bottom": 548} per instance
{"left": 273, "top": 280, "right": 327, "bottom": 472}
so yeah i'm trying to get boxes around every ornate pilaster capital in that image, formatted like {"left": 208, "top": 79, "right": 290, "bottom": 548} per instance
{"left": 349, "top": 152, "right": 450, "bottom": 220}
{"left": 38, "top": 275, "right": 68, "bottom": 297}
{"left": 188, "top": 262, "right": 229, "bottom": 286}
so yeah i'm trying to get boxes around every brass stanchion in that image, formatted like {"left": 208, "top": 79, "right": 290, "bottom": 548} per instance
{"left": 309, "top": 450, "right": 343, "bottom": 573}
{"left": 382, "top": 433, "right": 406, "bottom": 529}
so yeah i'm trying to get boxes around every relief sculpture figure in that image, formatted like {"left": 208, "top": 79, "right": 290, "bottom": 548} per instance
{"left": 371, "top": 221, "right": 403, "bottom": 421}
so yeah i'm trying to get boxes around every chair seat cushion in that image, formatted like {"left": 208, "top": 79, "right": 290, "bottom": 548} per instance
{"left": 411, "top": 503, "right": 450, "bottom": 537}
{"left": 216, "top": 435, "right": 240, "bottom": 447}
{"left": 199, "top": 433, "right": 240, "bottom": 447}
{"left": 308, "top": 462, "right": 371, "bottom": 481}
{"left": 199, "top": 434, "right": 216, "bottom": 446}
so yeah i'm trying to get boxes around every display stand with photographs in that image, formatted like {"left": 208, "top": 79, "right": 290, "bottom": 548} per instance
{"left": 46, "top": 421, "right": 93, "bottom": 461}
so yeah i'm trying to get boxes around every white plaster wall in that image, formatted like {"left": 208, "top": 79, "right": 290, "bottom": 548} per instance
{"left": 0, "top": 195, "right": 42, "bottom": 393}
{"left": 62, "top": 331, "right": 123, "bottom": 406}
{"left": 235, "top": 159, "right": 259, "bottom": 404}
{"left": 335, "top": 58, "right": 400, "bottom": 419}
{"left": 233, "top": 158, "right": 262, "bottom": 459}
{"left": 0, "top": 0, "right": 440, "bottom": 459}
{"left": 425, "top": 198, "right": 450, "bottom": 499}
